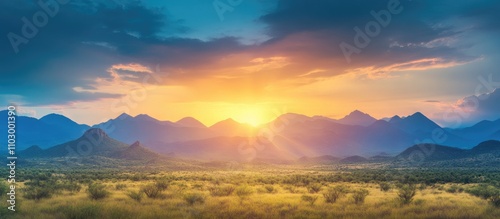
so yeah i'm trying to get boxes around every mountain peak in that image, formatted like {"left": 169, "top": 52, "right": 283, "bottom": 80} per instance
{"left": 350, "top": 110, "right": 364, "bottom": 115}
{"left": 135, "top": 114, "right": 158, "bottom": 122}
{"left": 390, "top": 112, "right": 440, "bottom": 133}
{"left": 409, "top": 112, "right": 426, "bottom": 119}
{"left": 117, "top": 113, "right": 132, "bottom": 120}
{"left": 24, "top": 145, "right": 43, "bottom": 152}
{"left": 405, "top": 112, "right": 435, "bottom": 123}
{"left": 176, "top": 117, "right": 206, "bottom": 128}
{"left": 276, "top": 113, "right": 310, "bottom": 124}
{"left": 40, "top": 113, "right": 81, "bottom": 126}
{"left": 389, "top": 115, "right": 402, "bottom": 123}
{"left": 41, "top": 113, "right": 66, "bottom": 119}
{"left": 337, "top": 110, "right": 376, "bottom": 126}
{"left": 210, "top": 118, "right": 241, "bottom": 129}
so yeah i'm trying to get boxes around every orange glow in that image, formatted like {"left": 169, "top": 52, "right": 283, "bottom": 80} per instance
{"left": 231, "top": 105, "right": 268, "bottom": 127}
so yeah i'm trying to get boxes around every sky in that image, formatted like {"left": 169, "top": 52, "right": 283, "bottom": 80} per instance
{"left": 1, "top": 0, "right": 500, "bottom": 127}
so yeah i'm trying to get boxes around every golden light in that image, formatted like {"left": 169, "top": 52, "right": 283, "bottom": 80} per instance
{"left": 232, "top": 105, "right": 268, "bottom": 127}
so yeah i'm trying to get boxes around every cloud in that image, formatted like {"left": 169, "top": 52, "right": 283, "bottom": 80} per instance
{"left": 457, "top": 88, "right": 500, "bottom": 120}
{"left": 1, "top": 0, "right": 499, "bottom": 107}
{"left": 257, "top": 0, "right": 487, "bottom": 76}
{"left": 423, "top": 100, "right": 440, "bottom": 103}
{"left": 0, "top": 0, "right": 244, "bottom": 105}
{"left": 346, "top": 57, "right": 474, "bottom": 79}
{"left": 433, "top": 88, "right": 500, "bottom": 127}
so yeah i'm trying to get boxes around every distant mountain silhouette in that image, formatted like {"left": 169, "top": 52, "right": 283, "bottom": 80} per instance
{"left": 40, "top": 113, "right": 89, "bottom": 131}
{"left": 21, "top": 145, "right": 43, "bottom": 157}
{"left": 397, "top": 143, "right": 466, "bottom": 161}
{"left": 157, "top": 136, "right": 291, "bottom": 161}
{"left": 116, "top": 141, "right": 161, "bottom": 160}
{"left": 209, "top": 118, "right": 254, "bottom": 137}
{"left": 370, "top": 153, "right": 394, "bottom": 161}
{"left": 275, "top": 113, "right": 313, "bottom": 125}
{"left": 448, "top": 118, "right": 500, "bottom": 140}
{"left": 93, "top": 113, "right": 216, "bottom": 150}
{"left": 388, "top": 112, "right": 473, "bottom": 148}
{"left": 396, "top": 140, "right": 500, "bottom": 162}
{"left": 389, "top": 112, "right": 440, "bottom": 134}
{"left": 176, "top": 117, "right": 206, "bottom": 128}
{"left": 337, "top": 110, "right": 376, "bottom": 126}
{"left": 7, "top": 111, "right": 500, "bottom": 160}
{"left": 0, "top": 110, "right": 90, "bottom": 150}
{"left": 357, "top": 120, "right": 415, "bottom": 153}
{"left": 20, "top": 128, "right": 160, "bottom": 161}
{"left": 470, "top": 140, "right": 500, "bottom": 156}
{"left": 340, "top": 155, "right": 368, "bottom": 163}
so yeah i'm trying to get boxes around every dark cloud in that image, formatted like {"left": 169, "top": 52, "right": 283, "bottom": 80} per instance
{"left": 459, "top": 0, "right": 500, "bottom": 31}
{"left": 0, "top": 0, "right": 245, "bottom": 105}
{"left": 258, "top": 0, "right": 484, "bottom": 69}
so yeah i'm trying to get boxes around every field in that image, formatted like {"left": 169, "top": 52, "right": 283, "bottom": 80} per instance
{"left": 1, "top": 163, "right": 500, "bottom": 219}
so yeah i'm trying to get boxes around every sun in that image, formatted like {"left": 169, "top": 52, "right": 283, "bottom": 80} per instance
{"left": 233, "top": 106, "right": 267, "bottom": 127}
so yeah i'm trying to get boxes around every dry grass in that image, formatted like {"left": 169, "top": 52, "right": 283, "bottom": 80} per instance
{"left": 1, "top": 171, "right": 500, "bottom": 219}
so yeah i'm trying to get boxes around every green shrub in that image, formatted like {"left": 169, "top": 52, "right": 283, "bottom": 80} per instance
{"left": 352, "top": 189, "right": 369, "bottom": 204}
{"left": 142, "top": 184, "right": 162, "bottom": 199}
{"left": 235, "top": 185, "right": 253, "bottom": 201}
{"left": 379, "top": 182, "right": 391, "bottom": 192}
{"left": 192, "top": 183, "right": 204, "bottom": 190}
{"left": 466, "top": 184, "right": 500, "bottom": 207}
{"left": 307, "top": 183, "right": 322, "bottom": 193}
{"left": 63, "top": 181, "right": 82, "bottom": 193}
{"left": 155, "top": 180, "right": 169, "bottom": 191}
{"left": 323, "top": 185, "right": 348, "bottom": 203}
{"left": 23, "top": 186, "right": 52, "bottom": 200}
{"left": 265, "top": 185, "right": 276, "bottom": 193}
{"left": 301, "top": 195, "right": 319, "bottom": 206}
{"left": 466, "top": 184, "right": 497, "bottom": 199}
{"left": 418, "top": 184, "right": 427, "bottom": 191}
{"left": 184, "top": 193, "right": 206, "bottom": 205}
{"left": 87, "top": 183, "right": 109, "bottom": 200}
{"left": 208, "top": 184, "right": 236, "bottom": 196}
{"left": 490, "top": 194, "right": 500, "bottom": 207}
{"left": 397, "top": 184, "right": 416, "bottom": 205}
{"left": 283, "top": 185, "right": 299, "bottom": 193}
{"left": 127, "top": 190, "right": 143, "bottom": 202}
{"left": 446, "top": 184, "right": 463, "bottom": 193}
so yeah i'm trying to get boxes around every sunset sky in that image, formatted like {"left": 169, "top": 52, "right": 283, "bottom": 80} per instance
{"left": 1, "top": 0, "right": 500, "bottom": 127}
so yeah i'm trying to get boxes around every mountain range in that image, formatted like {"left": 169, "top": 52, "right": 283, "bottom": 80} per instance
{"left": 394, "top": 140, "right": 500, "bottom": 167}
{"left": 0, "top": 111, "right": 90, "bottom": 149}
{"left": 19, "top": 128, "right": 500, "bottom": 167}
{"left": 21, "top": 128, "right": 161, "bottom": 161}
{"left": 3, "top": 110, "right": 500, "bottom": 160}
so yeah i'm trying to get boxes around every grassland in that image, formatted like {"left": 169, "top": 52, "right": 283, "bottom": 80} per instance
{"left": 1, "top": 165, "right": 500, "bottom": 219}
